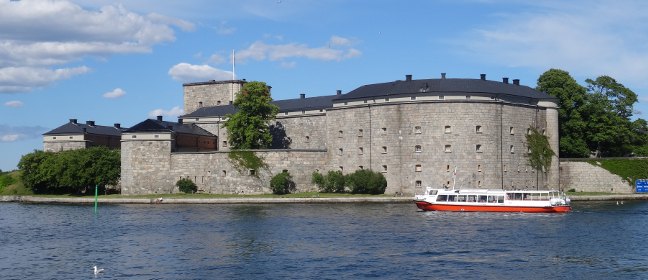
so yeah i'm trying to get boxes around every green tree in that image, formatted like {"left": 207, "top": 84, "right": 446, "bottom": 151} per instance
{"left": 223, "top": 81, "right": 279, "bottom": 149}
{"left": 176, "top": 178, "right": 197, "bottom": 193}
{"left": 537, "top": 69, "right": 589, "bottom": 157}
{"left": 18, "top": 147, "right": 120, "bottom": 194}
{"left": 346, "top": 169, "right": 387, "bottom": 194}
{"left": 312, "top": 170, "right": 346, "bottom": 193}
{"left": 270, "top": 170, "right": 295, "bottom": 195}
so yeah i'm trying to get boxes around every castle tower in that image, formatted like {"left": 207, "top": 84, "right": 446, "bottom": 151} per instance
{"left": 183, "top": 80, "right": 246, "bottom": 115}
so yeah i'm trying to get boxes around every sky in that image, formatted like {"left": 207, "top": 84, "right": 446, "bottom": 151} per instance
{"left": 2, "top": 0, "right": 648, "bottom": 171}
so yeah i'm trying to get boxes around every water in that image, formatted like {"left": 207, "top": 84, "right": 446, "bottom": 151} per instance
{"left": 1, "top": 201, "right": 647, "bottom": 279}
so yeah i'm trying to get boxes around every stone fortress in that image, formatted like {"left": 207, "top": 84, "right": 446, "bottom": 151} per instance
{"left": 46, "top": 73, "right": 567, "bottom": 195}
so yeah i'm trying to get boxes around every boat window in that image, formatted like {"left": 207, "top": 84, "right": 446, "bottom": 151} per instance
{"left": 487, "top": 196, "right": 496, "bottom": 203}
{"left": 428, "top": 190, "right": 438, "bottom": 195}
{"left": 467, "top": 195, "right": 477, "bottom": 202}
{"left": 448, "top": 195, "right": 457, "bottom": 202}
{"left": 478, "top": 195, "right": 487, "bottom": 202}
{"left": 457, "top": 195, "right": 467, "bottom": 202}
{"left": 437, "top": 195, "right": 448, "bottom": 201}
{"left": 497, "top": 196, "right": 504, "bottom": 203}
{"left": 528, "top": 193, "right": 541, "bottom": 200}
{"left": 514, "top": 193, "right": 523, "bottom": 200}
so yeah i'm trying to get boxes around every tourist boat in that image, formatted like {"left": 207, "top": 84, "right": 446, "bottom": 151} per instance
{"left": 414, "top": 187, "right": 572, "bottom": 213}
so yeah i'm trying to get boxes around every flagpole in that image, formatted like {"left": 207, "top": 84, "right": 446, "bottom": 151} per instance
{"left": 231, "top": 49, "right": 236, "bottom": 101}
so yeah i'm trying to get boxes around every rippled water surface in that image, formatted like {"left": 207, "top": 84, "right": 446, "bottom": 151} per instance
{"left": 1, "top": 201, "right": 647, "bottom": 279}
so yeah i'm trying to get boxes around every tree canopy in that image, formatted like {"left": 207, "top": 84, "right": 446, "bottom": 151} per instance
{"left": 223, "top": 81, "right": 279, "bottom": 149}
{"left": 18, "top": 147, "right": 120, "bottom": 194}
{"left": 537, "top": 69, "right": 647, "bottom": 157}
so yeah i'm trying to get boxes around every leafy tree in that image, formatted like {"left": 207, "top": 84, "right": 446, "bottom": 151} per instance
{"left": 536, "top": 69, "right": 589, "bottom": 157}
{"left": 176, "top": 178, "right": 197, "bottom": 193}
{"left": 312, "top": 170, "right": 346, "bottom": 193}
{"left": 270, "top": 170, "right": 295, "bottom": 195}
{"left": 223, "top": 81, "right": 279, "bottom": 149}
{"left": 18, "top": 147, "right": 120, "bottom": 194}
{"left": 346, "top": 169, "right": 387, "bottom": 194}
{"left": 526, "top": 126, "right": 555, "bottom": 173}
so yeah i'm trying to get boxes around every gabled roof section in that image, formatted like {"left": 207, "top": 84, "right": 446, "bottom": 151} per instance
{"left": 334, "top": 78, "right": 555, "bottom": 101}
{"left": 182, "top": 94, "right": 338, "bottom": 118}
{"left": 125, "top": 118, "right": 214, "bottom": 137}
{"left": 43, "top": 120, "right": 125, "bottom": 136}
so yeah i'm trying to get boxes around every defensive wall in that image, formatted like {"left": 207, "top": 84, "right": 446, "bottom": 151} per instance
{"left": 559, "top": 159, "right": 634, "bottom": 193}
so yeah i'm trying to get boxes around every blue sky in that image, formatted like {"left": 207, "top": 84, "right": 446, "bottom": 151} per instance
{"left": 2, "top": 0, "right": 648, "bottom": 171}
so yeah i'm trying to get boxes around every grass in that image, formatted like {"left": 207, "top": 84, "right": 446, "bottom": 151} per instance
{"left": 587, "top": 158, "right": 648, "bottom": 185}
{"left": 0, "top": 170, "right": 32, "bottom": 195}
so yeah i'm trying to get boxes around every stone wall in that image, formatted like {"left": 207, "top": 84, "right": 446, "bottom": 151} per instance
{"left": 43, "top": 140, "right": 87, "bottom": 152}
{"left": 559, "top": 161, "right": 633, "bottom": 193}
{"left": 183, "top": 80, "right": 244, "bottom": 114}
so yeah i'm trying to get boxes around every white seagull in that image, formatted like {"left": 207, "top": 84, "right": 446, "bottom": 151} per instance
{"left": 93, "top": 265, "right": 104, "bottom": 276}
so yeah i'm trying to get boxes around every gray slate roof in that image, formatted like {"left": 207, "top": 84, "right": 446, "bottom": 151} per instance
{"left": 43, "top": 121, "right": 125, "bottom": 136}
{"left": 125, "top": 118, "right": 214, "bottom": 136}
{"left": 182, "top": 94, "right": 338, "bottom": 118}
{"left": 334, "top": 78, "right": 554, "bottom": 101}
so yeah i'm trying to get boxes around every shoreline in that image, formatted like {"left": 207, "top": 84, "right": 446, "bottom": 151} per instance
{"left": 2, "top": 194, "right": 648, "bottom": 204}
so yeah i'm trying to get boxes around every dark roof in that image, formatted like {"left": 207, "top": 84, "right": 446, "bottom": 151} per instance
{"left": 43, "top": 120, "right": 125, "bottom": 136}
{"left": 334, "top": 78, "right": 555, "bottom": 101}
{"left": 182, "top": 94, "right": 338, "bottom": 118}
{"left": 125, "top": 118, "right": 214, "bottom": 136}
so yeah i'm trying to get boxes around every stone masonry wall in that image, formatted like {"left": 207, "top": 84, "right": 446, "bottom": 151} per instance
{"left": 183, "top": 81, "right": 243, "bottom": 114}
{"left": 559, "top": 161, "right": 633, "bottom": 193}
{"left": 43, "top": 141, "right": 87, "bottom": 152}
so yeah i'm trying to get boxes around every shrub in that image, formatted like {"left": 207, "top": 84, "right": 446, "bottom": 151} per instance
{"left": 346, "top": 169, "right": 387, "bottom": 194}
{"left": 176, "top": 178, "right": 197, "bottom": 194}
{"left": 312, "top": 170, "right": 346, "bottom": 193}
{"left": 271, "top": 171, "right": 295, "bottom": 195}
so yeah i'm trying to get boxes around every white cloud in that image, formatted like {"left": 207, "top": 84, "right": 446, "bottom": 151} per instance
{"left": 215, "top": 21, "right": 236, "bottom": 35}
{"left": 0, "top": 124, "right": 48, "bottom": 142}
{"left": 102, "top": 88, "right": 126, "bottom": 99}
{"left": 236, "top": 36, "right": 361, "bottom": 63}
{"left": 0, "top": 66, "right": 90, "bottom": 93}
{"left": 454, "top": 1, "right": 648, "bottom": 89}
{"left": 0, "top": 0, "right": 189, "bottom": 93}
{"left": 4, "top": 100, "right": 23, "bottom": 107}
{"left": 208, "top": 53, "right": 227, "bottom": 65}
{"left": 168, "top": 63, "right": 234, "bottom": 83}
{"left": 148, "top": 106, "right": 184, "bottom": 119}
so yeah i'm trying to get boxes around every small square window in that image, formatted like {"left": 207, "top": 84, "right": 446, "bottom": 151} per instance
{"left": 415, "top": 164, "right": 422, "bottom": 172}
{"left": 510, "top": 145, "right": 515, "bottom": 154}
{"left": 415, "top": 180, "right": 422, "bottom": 187}
{"left": 339, "top": 166, "right": 344, "bottom": 171}
{"left": 414, "top": 126, "right": 422, "bottom": 134}
{"left": 131, "top": 135, "right": 137, "bottom": 138}
{"left": 527, "top": 147, "right": 532, "bottom": 154}
{"left": 53, "top": 136, "right": 57, "bottom": 139}
{"left": 284, "top": 112, "right": 289, "bottom": 115}
{"left": 382, "top": 165, "right": 388, "bottom": 173}
{"left": 358, "top": 165, "right": 364, "bottom": 170}
{"left": 222, "top": 170, "right": 227, "bottom": 177}
{"left": 154, "top": 134, "right": 159, "bottom": 138}
{"left": 382, "top": 127, "right": 387, "bottom": 132}
{"left": 249, "top": 169, "right": 256, "bottom": 176}
{"left": 363, "top": 100, "right": 368, "bottom": 103}
{"left": 358, "top": 147, "right": 364, "bottom": 155}
{"left": 478, "top": 180, "right": 482, "bottom": 187}
{"left": 358, "top": 129, "right": 363, "bottom": 137}
{"left": 338, "top": 148, "right": 344, "bottom": 155}
{"left": 510, "top": 127, "right": 515, "bottom": 135}
{"left": 476, "top": 125, "right": 482, "bottom": 133}
{"left": 504, "top": 165, "right": 508, "bottom": 172}
{"left": 439, "top": 96, "right": 445, "bottom": 100}
{"left": 542, "top": 129, "right": 546, "bottom": 135}
{"left": 527, "top": 128, "right": 531, "bottom": 135}
{"left": 305, "top": 136, "right": 310, "bottom": 142}
{"left": 385, "top": 98, "right": 390, "bottom": 102}
{"left": 444, "top": 125, "right": 452, "bottom": 134}
{"left": 223, "top": 141, "right": 228, "bottom": 147}
{"left": 69, "top": 136, "right": 73, "bottom": 139}
{"left": 476, "top": 144, "right": 482, "bottom": 152}
{"left": 446, "top": 165, "right": 450, "bottom": 172}
{"left": 415, "top": 145, "right": 422, "bottom": 153}
{"left": 466, "top": 96, "right": 471, "bottom": 100}
{"left": 444, "top": 145, "right": 452, "bottom": 153}
{"left": 478, "top": 164, "right": 482, "bottom": 172}
{"left": 382, "top": 146, "right": 387, "bottom": 154}
{"left": 338, "top": 130, "right": 343, "bottom": 137}
{"left": 411, "top": 96, "right": 416, "bottom": 100}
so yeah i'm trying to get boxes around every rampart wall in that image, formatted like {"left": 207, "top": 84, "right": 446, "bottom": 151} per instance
{"left": 559, "top": 161, "right": 633, "bottom": 193}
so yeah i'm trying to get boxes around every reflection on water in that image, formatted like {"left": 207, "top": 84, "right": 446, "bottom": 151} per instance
{"left": 0, "top": 201, "right": 647, "bottom": 279}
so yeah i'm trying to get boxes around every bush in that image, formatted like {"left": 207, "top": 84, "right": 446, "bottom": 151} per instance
{"left": 176, "top": 178, "right": 197, "bottom": 194}
{"left": 271, "top": 171, "right": 295, "bottom": 195}
{"left": 312, "top": 170, "right": 346, "bottom": 193}
{"left": 346, "top": 169, "right": 387, "bottom": 194}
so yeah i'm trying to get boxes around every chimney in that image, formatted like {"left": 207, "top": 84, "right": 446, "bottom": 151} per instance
{"left": 480, "top": 74, "right": 486, "bottom": 80}
{"left": 114, "top": 123, "right": 121, "bottom": 129}
{"left": 503, "top": 77, "right": 509, "bottom": 84}
{"left": 86, "top": 120, "right": 95, "bottom": 126}
{"left": 69, "top": 118, "right": 77, "bottom": 124}
{"left": 336, "top": 90, "right": 342, "bottom": 95}
{"left": 178, "top": 118, "right": 183, "bottom": 124}
{"left": 405, "top": 74, "right": 412, "bottom": 81}
{"left": 157, "top": 116, "right": 163, "bottom": 121}
{"left": 300, "top": 93, "right": 306, "bottom": 99}
{"left": 441, "top": 73, "right": 446, "bottom": 79}
{"left": 513, "top": 79, "right": 520, "bottom": 85}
